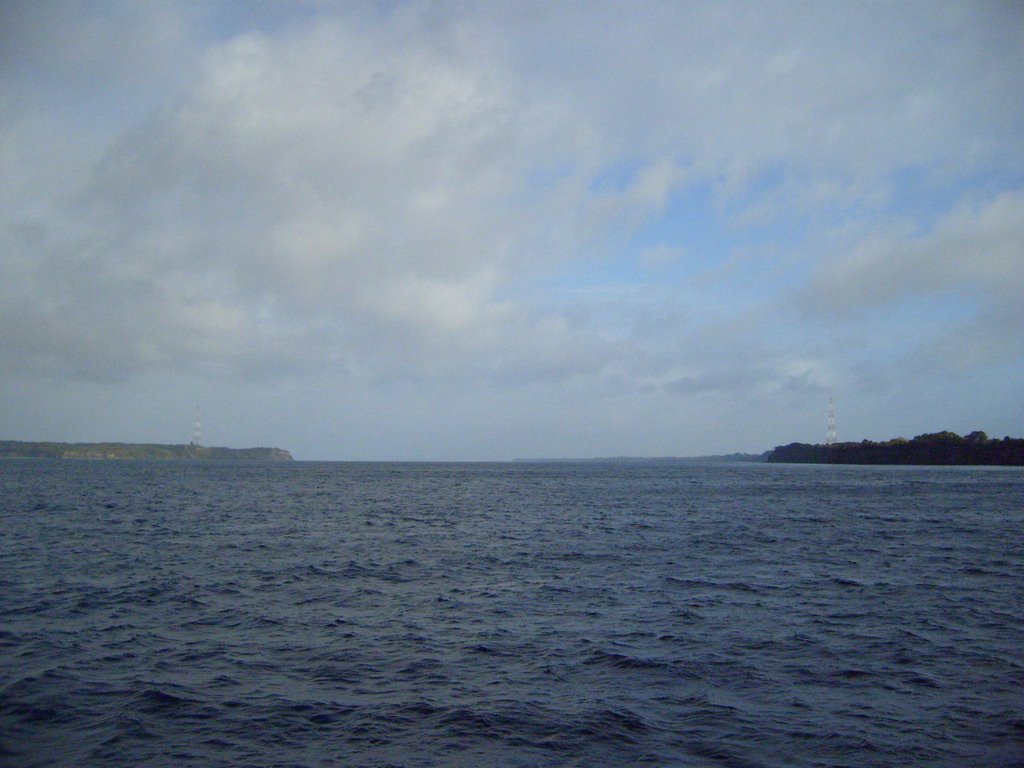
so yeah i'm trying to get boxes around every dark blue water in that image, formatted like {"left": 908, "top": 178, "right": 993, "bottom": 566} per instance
{"left": 1, "top": 461, "right": 1021, "bottom": 767}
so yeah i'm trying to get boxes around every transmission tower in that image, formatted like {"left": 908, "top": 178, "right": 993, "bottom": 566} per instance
{"left": 192, "top": 406, "right": 202, "bottom": 447}
{"left": 825, "top": 396, "right": 837, "bottom": 445}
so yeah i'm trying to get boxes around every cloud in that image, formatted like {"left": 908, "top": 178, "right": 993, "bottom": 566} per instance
{"left": 800, "top": 190, "right": 1024, "bottom": 325}
{"left": 3, "top": 9, "right": 529, "bottom": 379}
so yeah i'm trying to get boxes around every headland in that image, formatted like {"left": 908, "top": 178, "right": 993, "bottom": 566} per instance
{"left": 0, "top": 441, "right": 293, "bottom": 461}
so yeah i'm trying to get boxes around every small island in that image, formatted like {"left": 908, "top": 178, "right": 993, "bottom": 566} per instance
{"left": 0, "top": 441, "right": 293, "bottom": 461}
{"left": 767, "top": 431, "right": 1024, "bottom": 466}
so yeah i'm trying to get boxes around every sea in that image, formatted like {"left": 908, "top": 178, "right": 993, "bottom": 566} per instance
{"left": 1, "top": 460, "right": 1021, "bottom": 768}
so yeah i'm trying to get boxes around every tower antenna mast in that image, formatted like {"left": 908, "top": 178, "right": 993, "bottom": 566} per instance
{"left": 826, "top": 396, "right": 837, "bottom": 445}
{"left": 192, "top": 407, "right": 202, "bottom": 447}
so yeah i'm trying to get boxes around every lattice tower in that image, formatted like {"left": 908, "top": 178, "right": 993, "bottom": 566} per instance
{"left": 193, "top": 407, "right": 202, "bottom": 447}
{"left": 826, "top": 396, "right": 837, "bottom": 445}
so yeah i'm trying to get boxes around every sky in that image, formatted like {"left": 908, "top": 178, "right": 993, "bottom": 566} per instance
{"left": 2, "top": 1, "right": 1023, "bottom": 460}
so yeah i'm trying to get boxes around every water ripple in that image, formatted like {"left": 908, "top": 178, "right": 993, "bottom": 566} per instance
{"left": 2, "top": 460, "right": 1022, "bottom": 767}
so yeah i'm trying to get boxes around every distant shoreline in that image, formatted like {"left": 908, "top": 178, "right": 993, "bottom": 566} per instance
{"left": 514, "top": 432, "right": 1024, "bottom": 467}
{"left": 513, "top": 453, "right": 770, "bottom": 464}
{"left": 767, "top": 431, "right": 1024, "bottom": 466}
{"left": 0, "top": 441, "right": 293, "bottom": 461}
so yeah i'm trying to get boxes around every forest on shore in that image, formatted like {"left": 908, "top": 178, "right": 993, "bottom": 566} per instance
{"left": 767, "top": 431, "right": 1024, "bottom": 466}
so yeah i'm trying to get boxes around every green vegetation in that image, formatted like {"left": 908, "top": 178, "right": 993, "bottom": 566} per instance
{"left": 767, "top": 431, "right": 1024, "bottom": 466}
{"left": 0, "top": 441, "right": 293, "bottom": 461}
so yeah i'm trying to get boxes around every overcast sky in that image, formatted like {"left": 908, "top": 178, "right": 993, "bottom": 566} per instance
{"left": 2, "top": 1, "right": 1022, "bottom": 460}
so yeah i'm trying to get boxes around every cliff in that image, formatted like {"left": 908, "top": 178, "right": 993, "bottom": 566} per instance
{"left": 767, "top": 431, "right": 1024, "bottom": 466}
{"left": 0, "top": 441, "right": 293, "bottom": 461}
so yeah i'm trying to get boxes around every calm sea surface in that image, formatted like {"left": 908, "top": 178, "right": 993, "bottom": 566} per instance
{"left": 1, "top": 460, "right": 1021, "bottom": 767}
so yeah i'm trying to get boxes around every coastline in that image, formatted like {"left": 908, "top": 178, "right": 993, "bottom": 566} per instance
{"left": 0, "top": 441, "right": 293, "bottom": 461}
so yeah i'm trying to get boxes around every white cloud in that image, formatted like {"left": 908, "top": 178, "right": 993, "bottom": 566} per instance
{"left": 802, "top": 190, "right": 1024, "bottom": 319}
